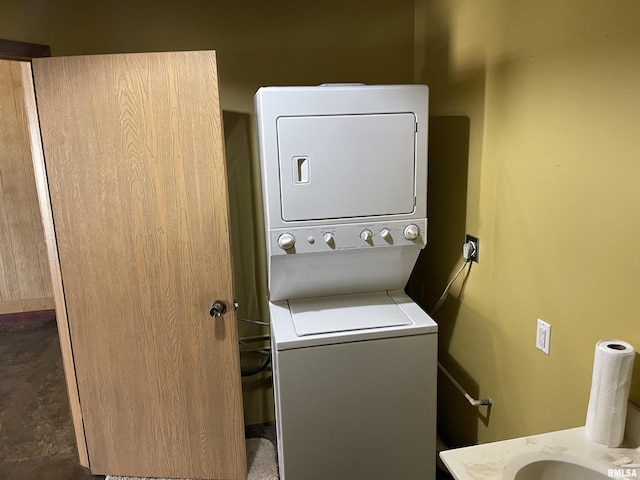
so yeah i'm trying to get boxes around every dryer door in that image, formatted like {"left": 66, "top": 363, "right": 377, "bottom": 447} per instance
{"left": 277, "top": 113, "right": 417, "bottom": 221}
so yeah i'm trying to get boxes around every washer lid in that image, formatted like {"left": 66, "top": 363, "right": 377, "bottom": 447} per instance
{"left": 288, "top": 291, "right": 413, "bottom": 336}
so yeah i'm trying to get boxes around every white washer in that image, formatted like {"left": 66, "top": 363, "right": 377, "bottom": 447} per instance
{"left": 255, "top": 85, "right": 437, "bottom": 480}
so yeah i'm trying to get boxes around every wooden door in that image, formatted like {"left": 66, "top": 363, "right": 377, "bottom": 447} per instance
{"left": 30, "top": 51, "right": 246, "bottom": 479}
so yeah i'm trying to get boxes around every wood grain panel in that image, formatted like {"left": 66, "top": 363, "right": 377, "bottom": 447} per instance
{"left": 0, "top": 297, "right": 56, "bottom": 314}
{"left": 32, "top": 52, "right": 246, "bottom": 478}
{"left": 0, "top": 59, "right": 53, "bottom": 314}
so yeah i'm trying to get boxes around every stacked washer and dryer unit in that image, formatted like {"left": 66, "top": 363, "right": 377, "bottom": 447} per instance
{"left": 255, "top": 84, "right": 438, "bottom": 480}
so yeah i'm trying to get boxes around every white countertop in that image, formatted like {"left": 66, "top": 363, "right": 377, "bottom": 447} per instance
{"left": 440, "top": 403, "right": 640, "bottom": 480}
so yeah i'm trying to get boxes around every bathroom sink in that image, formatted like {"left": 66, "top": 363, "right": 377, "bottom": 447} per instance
{"left": 440, "top": 405, "right": 640, "bottom": 480}
{"left": 509, "top": 460, "right": 608, "bottom": 480}
{"left": 503, "top": 453, "right": 609, "bottom": 480}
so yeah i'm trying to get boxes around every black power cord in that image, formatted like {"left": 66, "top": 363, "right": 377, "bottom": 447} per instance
{"left": 238, "top": 317, "right": 272, "bottom": 377}
{"left": 241, "top": 351, "right": 271, "bottom": 377}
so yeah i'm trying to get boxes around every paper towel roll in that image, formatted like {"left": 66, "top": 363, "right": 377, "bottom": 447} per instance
{"left": 585, "top": 339, "right": 635, "bottom": 447}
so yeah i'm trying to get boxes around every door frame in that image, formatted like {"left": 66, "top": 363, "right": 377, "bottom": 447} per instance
{"left": 0, "top": 38, "right": 87, "bottom": 467}
{"left": 0, "top": 38, "right": 50, "bottom": 61}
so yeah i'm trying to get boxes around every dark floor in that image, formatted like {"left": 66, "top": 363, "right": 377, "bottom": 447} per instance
{"left": 0, "top": 314, "right": 278, "bottom": 480}
{"left": 0, "top": 312, "right": 453, "bottom": 480}
{"left": 0, "top": 313, "right": 101, "bottom": 480}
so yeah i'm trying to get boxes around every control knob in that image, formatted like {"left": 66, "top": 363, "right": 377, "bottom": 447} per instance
{"left": 360, "top": 229, "right": 373, "bottom": 242}
{"left": 323, "top": 232, "right": 335, "bottom": 245}
{"left": 277, "top": 233, "right": 295, "bottom": 250}
{"left": 403, "top": 224, "right": 420, "bottom": 241}
{"left": 380, "top": 228, "right": 392, "bottom": 241}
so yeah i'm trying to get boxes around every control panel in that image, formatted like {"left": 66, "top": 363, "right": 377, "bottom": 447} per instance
{"left": 269, "top": 219, "right": 427, "bottom": 255}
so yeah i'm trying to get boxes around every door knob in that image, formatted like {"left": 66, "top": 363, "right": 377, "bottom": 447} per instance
{"left": 209, "top": 300, "right": 227, "bottom": 318}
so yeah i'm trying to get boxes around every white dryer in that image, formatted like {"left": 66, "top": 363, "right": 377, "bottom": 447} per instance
{"left": 255, "top": 84, "right": 437, "bottom": 480}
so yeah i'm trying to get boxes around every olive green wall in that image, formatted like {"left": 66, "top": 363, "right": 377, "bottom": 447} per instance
{"left": 6, "top": 0, "right": 638, "bottom": 443}
{"left": 0, "top": 0, "right": 415, "bottom": 112}
{"left": 0, "top": 0, "right": 416, "bottom": 425}
{"left": 411, "top": 0, "right": 640, "bottom": 447}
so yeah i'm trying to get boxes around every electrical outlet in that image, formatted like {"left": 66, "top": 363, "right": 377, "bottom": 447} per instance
{"left": 536, "top": 319, "right": 551, "bottom": 355}
{"left": 465, "top": 234, "right": 479, "bottom": 263}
